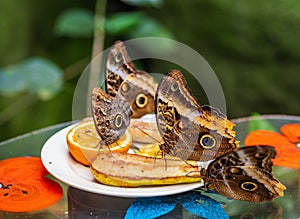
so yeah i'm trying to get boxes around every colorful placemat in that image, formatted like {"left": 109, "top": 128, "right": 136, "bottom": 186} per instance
{"left": 0, "top": 156, "right": 63, "bottom": 212}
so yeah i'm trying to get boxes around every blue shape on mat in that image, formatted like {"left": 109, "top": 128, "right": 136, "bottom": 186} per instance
{"left": 180, "top": 192, "right": 229, "bottom": 219}
{"left": 124, "top": 191, "right": 229, "bottom": 219}
{"left": 124, "top": 196, "right": 176, "bottom": 219}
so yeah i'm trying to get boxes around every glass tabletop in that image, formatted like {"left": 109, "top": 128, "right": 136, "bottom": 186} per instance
{"left": 1, "top": 115, "right": 300, "bottom": 218}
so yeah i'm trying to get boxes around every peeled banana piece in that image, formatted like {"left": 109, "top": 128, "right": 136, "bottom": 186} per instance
{"left": 90, "top": 152, "right": 203, "bottom": 187}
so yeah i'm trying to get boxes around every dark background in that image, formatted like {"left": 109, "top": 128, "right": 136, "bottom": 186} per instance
{"left": 0, "top": 0, "right": 299, "bottom": 141}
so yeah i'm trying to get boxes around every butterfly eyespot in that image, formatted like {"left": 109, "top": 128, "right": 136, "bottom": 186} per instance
{"left": 240, "top": 182, "right": 258, "bottom": 191}
{"left": 199, "top": 134, "right": 216, "bottom": 149}
{"left": 136, "top": 93, "right": 148, "bottom": 108}
{"left": 114, "top": 114, "right": 123, "bottom": 128}
{"left": 121, "top": 82, "right": 130, "bottom": 93}
{"left": 171, "top": 82, "right": 178, "bottom": 91}
{"left": 115, "top": 53, "right": 123, "bottom": 63}
{"left": 105, "top": 120, "right": 110, "bottom": 127}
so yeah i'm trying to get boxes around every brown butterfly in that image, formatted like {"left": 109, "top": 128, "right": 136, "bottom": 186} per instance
{"left": 91, "top": 87, "right": 132, "bottom": 146}
{"left": 201, "top": 146, "right": 286, "bottom": 202}
{"left": 155, "top": 70, "right": 239, "bottom": 161}
{"left": 105, "top": 41, "right": 157, "bottom": 118}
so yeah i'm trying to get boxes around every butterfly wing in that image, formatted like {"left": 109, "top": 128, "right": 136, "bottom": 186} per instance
{"left": 91, "top": 87, "right": 132, "bottom": 145}
{"left": 105, "top": 41, "right": 136, "bottom": 97}
{"left": 119, "top": 71, "right": 157, "bottom": 118}
{"left": 155, "top": 70, "right": 238, "bottom": 161}
{"left": 155, "top": 70, "right": 202, "bottom": 159}
{"left": 204, "top": 146, "right": 286, "bottom": 202}
{"left": 105, "top": 41, "right": 157, "bottom": 118}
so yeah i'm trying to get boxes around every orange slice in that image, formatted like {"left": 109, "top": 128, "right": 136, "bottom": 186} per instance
{"left": 66, "top": 118, "right": 132, "bottom": 166}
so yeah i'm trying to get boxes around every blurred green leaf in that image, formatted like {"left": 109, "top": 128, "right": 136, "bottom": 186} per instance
{"left": 105, "top": 12, "right": 144, "bottom": 35}
{"left": 0, "top": 57, "right": 63, "bottom": 100}
{"left": 121, "top": 0, "right": 162, "bottom": 7}
{"left": 127, "top": 18, "right": 175, "bottom": 53}
{"left": 248, "top": 112, "right": 277, "bottom": 132}
{"left": 54, "top": 8, "right": 94, "bottom": 37}
{"left": 105, "top": 12, "right": 174, "bottom": 41}
{"left": 22, "top": 57, "right": 64, "bottom": 100}
{"left": 130, "top": 18, "right": 174, "bottom": 39}
{"left": 0, "top": 67, "right": 27, "bottom": 96}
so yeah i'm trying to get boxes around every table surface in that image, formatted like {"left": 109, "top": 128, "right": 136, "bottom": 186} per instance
{"left": 1, "top": 115, "right": 300, "bottom": 219}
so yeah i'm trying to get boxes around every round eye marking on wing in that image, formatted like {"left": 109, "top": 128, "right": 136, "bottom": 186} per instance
{"left": 171, "top": 81, "right": 178, "bottom": 91}
{"left": 121, "top": 82, "right": 130, "bottom": 93}
{"left": 240, "top": 182, "right": 258, "bottom": 191}
{"left": 114, "top": 114, "right": 123, "bottom": 128}
{"left": 115, "top": 53, "right": 123, "bottom": 63}
{"left": 136, "top": 93, "right": 148, "bottom": 108}
{"left": 199, "top": 134, "right": 216, "bottom": 149}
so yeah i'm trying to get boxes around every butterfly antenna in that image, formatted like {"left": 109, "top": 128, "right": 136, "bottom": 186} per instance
{"left": 163, "top": 153, "right": 168, "bottom": 171}
{"left": 96, "top": 139, "right": 115, "bottom": 157}
{"left": 95, "top": 140, "right": 101, "bottom": 150}
{"left": 136, "top": 126, "right": 161, "bottom": 143}
{"left": 97, "top": 141, "right": 105, "bottom": 156}
{"left": 83, "top": 130, "right": 101, "bottom": 142}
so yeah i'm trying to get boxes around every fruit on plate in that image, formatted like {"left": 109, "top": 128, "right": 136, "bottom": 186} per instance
{"left": 66, "top": 118, "right": 132, "bottom": 166}
{"left": 132, "top": 142, "right": 179, "bottom": 160}
{"left": 132, "top": 142, "right": 163, "bottom": 158}
{"left": 128, "top": 116, "right": 161, "bottom": 143}
{"left": 90, "top": 152, "right": 203, "bottom": 187}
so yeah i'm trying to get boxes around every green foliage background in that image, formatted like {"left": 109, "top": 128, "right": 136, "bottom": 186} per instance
{"left": 0, "top": 0, "right": 299, "bottom": 141}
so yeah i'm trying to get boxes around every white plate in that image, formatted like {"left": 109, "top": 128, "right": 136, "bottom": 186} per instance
{"left": 41, "top": 119, "right": 203, "bottom": 198}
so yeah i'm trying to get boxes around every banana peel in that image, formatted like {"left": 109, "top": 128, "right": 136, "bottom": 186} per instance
{"left": 90, "top": 152, "right": 203, "bottom": 187}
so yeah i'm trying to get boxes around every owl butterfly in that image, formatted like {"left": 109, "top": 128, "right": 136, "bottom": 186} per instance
{"left": 105, "top": 41, "right": 157, "bottom": 118}
{"left": 155, "top": 70, "right": 239, "bottom": 161}
{"left": 201, "top": 146, "right": 286, "bottom": 202}
{"left": 91, "top": 87, "right": 132, "bottom": 146}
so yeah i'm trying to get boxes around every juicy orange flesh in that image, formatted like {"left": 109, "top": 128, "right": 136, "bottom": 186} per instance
{"left": 66, "top": 120, "right": 132, "bottom": 166}
{"left": 73, "top": 124, "right": 101, "bottom": 148}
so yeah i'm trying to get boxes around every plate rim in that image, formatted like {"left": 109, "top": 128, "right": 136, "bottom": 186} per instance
{"left": 41, "top": 122, "right": 203, "bottom": 198}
